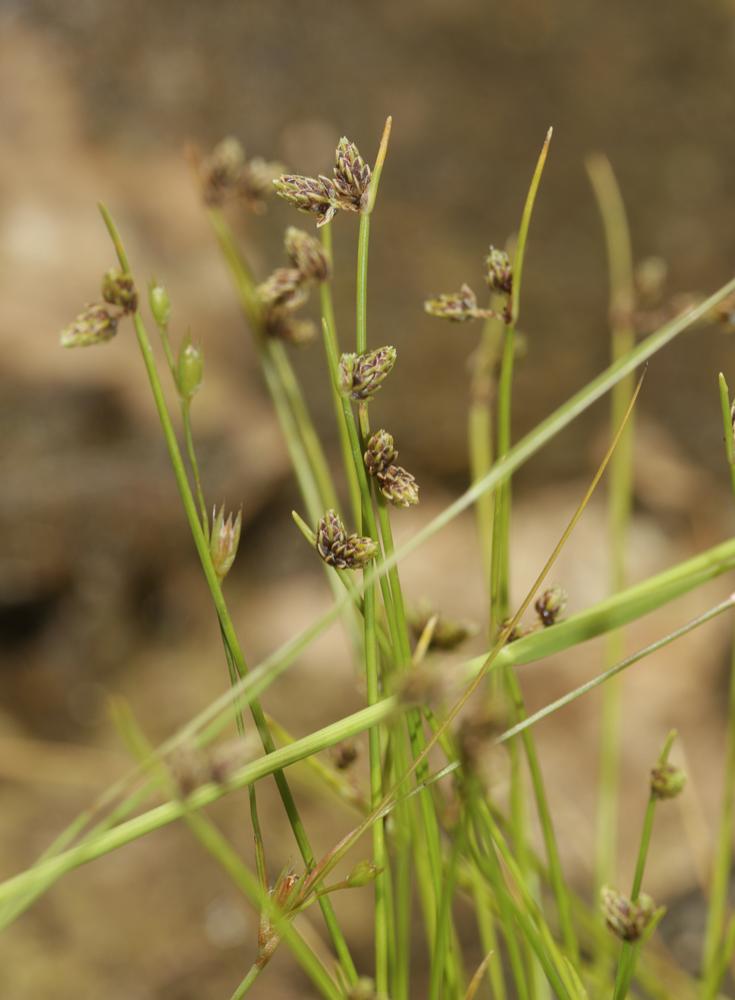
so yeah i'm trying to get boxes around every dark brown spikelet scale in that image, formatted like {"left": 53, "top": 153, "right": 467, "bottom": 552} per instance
{"left": 364, "top": 429, "right": 398, "bottom": 477}
{"left": 316, "top": 509, "right": 377, "bottom": 569}
{"left": 376, "top": 464, "right": 419, "bottom": 508}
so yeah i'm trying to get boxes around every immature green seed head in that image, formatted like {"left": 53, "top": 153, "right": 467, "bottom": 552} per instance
{"left": 364, "top": 429, "right": 398, "bottom": 477}
{"left": 485, "top": 246, "right": 513, "bottom": 296}
{"left": 176, "top": 336, "right": 204, "bottom": 402}
{"left": 346, "top": 860, "right": 381, "bottom": 888}
{"left": 650, "top": 763, "right": 686, "bottom": 800}
{"left": 376, "top": 464, "right": 419, "bottom": 508}
{"left": 60, "top": 303, "right": 119, "bottom": 348}
{"left": 284, "top": 227, "right": 330, "bottom": 282}
{"left": 148, "top": 282, "right": 172, "bottom": 327}
{"left": 600, "top": 887, "right": 656, "bottom": 942}
{"left": 339, "top": 346, "right": 397, "bottom": 400}
{"left": 102, "top": 268, "right": 138, "bottom": 313}
{"left": 210, "top": 505, "right": 243, "bottom": 581}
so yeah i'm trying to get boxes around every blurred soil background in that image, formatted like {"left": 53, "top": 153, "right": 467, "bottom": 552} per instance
{"left": 2, "top": 0, "right": 735, "bottom": 996}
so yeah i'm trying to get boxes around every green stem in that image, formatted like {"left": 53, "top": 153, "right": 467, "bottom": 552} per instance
{"left": 320, "top": 222, "right": 362, "bottom": 524}
{"left": 181, "top": 400, "right": 209, "bottom": 537}
{"left": 98, "top": 203, "right": 358, "bottom": 986}
{"left": 587, "top": 152, "right": 637, "bottom": 917}
{"left": 229, "top": 964, "right": 261, "bottom": 999}
{"left": 612, "top": 731, "right": 677, "bottom": 1000}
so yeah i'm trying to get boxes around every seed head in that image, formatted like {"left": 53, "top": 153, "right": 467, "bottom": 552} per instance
{"left": 601, "top": 887, "right": 656, "bottom": 942}
{"left": 257, "top": 868, "right": 301, "bottom": 968}
{"left": 376, "top": 464, "right": 419, "bottom": 508}
{"left": 176, "top": 336, "right": 204, "bottom": 402}
{"left": 256, "top": 267, "right": 306, "bottom": 309}
{"left": 198, "top": 136, "right": 246, "bottom": 206}
{"left": 316, "top": 509, "right": 378, "bottom": 570}
{"left": 333, "top": 136, "right": 371, "bottom": 210}
{"left": 236, "top": 156, "right": 284, "bottom": 214}
{"left": 364, "top": 429, "right": 398, "bottom": 477}
{"left": 148, "top": 282, "right": 172, "bottom": 327}
{"left": 273, "top": 173, "right": 339, "bottom": 227}
{"left": 534, "top": 587, "right": 567, "bottom": 627}
{"left": 650, "top": 763, "right": 686, "bottom": 800}
{"left": 346, "top": 860, "right": 382, "bottom": 888}
{"left": 60, "top": 303, "right": 119, "bottom": 348}
{"left": 424, "top": 283, "right": 494, "bottom": 322}
{"left": 210, "top": 505, "right": 242, "bottom": 581}
{"left": 408, "top": 603, "right": 477, "bottom": 651}
{"left": 332, "top": 740, "right": 358, "bottom": 770}
{"left": 284, "top": 227, "right": 330, "bottom": 282}
{"left": 339, "top": 346, "right": 397, "bottom": 400}
{"left": 102, "top": 268, "right": 138, "bottom": 313}
{"left": 264, "top": 309, "right": 317, "bottom": 345}
{"left": 485, "top": 246, "right": 513, "bottom": 296}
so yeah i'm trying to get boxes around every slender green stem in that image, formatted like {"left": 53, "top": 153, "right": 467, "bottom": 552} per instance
{"left": 229, "top": 964, "right": 261, "bottom": 999}
{"left": 587, "top": 152, "right": 637, "bottom": 917}
{"left": 320, "top": 222, "right": 362, "bottom": 524}
{"left": 428, "top": 823, "right": 464, "bottom": 1000}
{"left": 181, "top": 401, "right": 209, "bottom": 538}
{"left": 701, "top": 373, "right": 735, "bottom": 997}
{"left": 612, "top": 731, "right": 677, "bottom": 999}
{"left": 98, "top": 204, "right": 358, "bottom": 985}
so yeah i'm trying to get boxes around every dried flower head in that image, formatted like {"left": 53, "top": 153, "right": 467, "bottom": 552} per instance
{"left": 650, "top": 763, "right": 687, "bottom": 800}
{"left": 316, "top": 509, "right": 377, "bottom": 570}
{"left": 102, "top": 269, "right": 138, "bottom": 313}
{"left": 331, "top": 740, "right": 358, "bottom": 770}
{"left": 257, "top": 868, "right": 302, "bottom": 968}
{"left": 333, "top": 136, "right": 371, "bottom": 210}
{"left": 424, "top": 283, "right": 494, "bottom": 322}
{"left": 273, "top": 173, "right": 339, "bottom": 227}
{"left": 60, "top": 303, "right": 119, "bottom": 348}
{"left": 210, "top": 505, "right": 242, "bottom": 581}
{"left": 236, "top": 156, "right": 284, "bottom": 214}
{"left": 408, "top": 602, "right": 477, "bottom": 651}
{"left": 339, "top": 346, "right": 397, "bottom": 400}
{"left": 256, "top": 267, "right": 306, "bottom": 309}
{"left": 284, "top": 227, "right": 330, "bottom": 282}
{"left": 364, "top": 429, "right": 398, "bottom": 477}
{"left": 601, "top": 887, "right": 657, "bottom": 942}
{"left": 197, "top": 136, "right": 246, "bottom": 206}
{"left": 534, "top": 587, "right": 567, "bottom": 627}
{"left": 485, "top": 246, "right": 513, "bottom": 296}
{"left": 169, "top": 745, "right": 209, "bottom": 797}
{"left": 376, "top": 464, "right": 419, "bottom": 507}
{"left": 635, "top": 256, "right": 668, "bottom": 303}
{"left": 265, "top": 313, "right": 317, "bottom": 345}
{"left": 208, "top": 736, "right": 259, "bottom": 784}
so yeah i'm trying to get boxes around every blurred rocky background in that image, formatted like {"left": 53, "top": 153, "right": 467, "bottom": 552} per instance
{"left": 2, "top": 0, "right": 735, "bottom": 996}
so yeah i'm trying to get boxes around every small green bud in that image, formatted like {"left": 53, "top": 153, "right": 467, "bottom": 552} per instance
{"left": 102, "top": 268, "right": 137, "bottom": 313}
{"left": 601, "top": 886, "right": 656, "bottom": 942}
{"left": 534, "top": 587, "right": 567, "bottom": 627}
{"left": 651, "top": 763, "right": 686, "bottom": 800}
{"left": 176, "top": 337, "right": 204, "bottom": 402}
{"left": 60, "top": 303, "right": 118, "bottom": 348}
{"left": 210, "top": 505, "right": 242, "bottom": 581}
{"left": 339, "top": 346, "right": 397, "bottom": 400}
{"left": 376, "top": 464, "right": 419, "bottom": 508}
{"left": 346, "top": 860, "right": 381, "bottom": 888}
{"left": 149, "top": 282, "right": 172, "bottom": 327}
